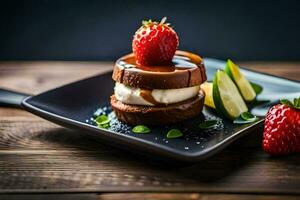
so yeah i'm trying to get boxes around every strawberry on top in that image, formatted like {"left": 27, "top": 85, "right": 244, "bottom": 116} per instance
{"left": 132, "top": 17, "right": 179, "bottom": 66}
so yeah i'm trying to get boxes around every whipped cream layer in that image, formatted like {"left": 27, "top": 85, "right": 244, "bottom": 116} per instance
{"left": 114, "top": 82, "right": 200, "bottom": 106}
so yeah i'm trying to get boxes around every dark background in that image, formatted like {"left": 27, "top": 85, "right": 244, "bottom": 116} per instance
{"left": 1, "top": 0, "right": 300, "bottom": 61}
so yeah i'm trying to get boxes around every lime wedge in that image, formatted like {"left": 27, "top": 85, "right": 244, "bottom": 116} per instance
{"left": 201, "top": 82, "right": 215, "bottom": 109}
{"left": 213, "top": 70, "right": 248, "bottom": 120}
{"left": 225, "top": 59, "right": 256, "bottom": 102}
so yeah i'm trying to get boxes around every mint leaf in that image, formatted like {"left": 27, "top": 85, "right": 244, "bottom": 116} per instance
{"left": 95, "top": 115, "right": 110, "bottom": 125}
{"left": 250, "top": 82, "right": 263, "bottom": 95}
{"left": 241, "top": 112, "right": 256, "bottom": 121}
{"left": 132, "top": 125, "right": 151, "bottom": 134}
{"left": 234, "top": 112, "right": 257, "bottom": 124}
{"left": 166, "top": 129, "right": 183, "bottom": 139}
{"left": 199, "top": 120, "right": 218, "bottom": 129}
{"left": 95, "top": 114, "right": 110, "bottom": 129}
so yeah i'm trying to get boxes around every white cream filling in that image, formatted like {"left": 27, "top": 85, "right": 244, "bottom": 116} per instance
{"left": 114, "top": 82, "right": 200, "bottom": 106}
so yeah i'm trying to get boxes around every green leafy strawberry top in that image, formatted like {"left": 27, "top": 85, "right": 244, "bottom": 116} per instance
{"left": 281, "top": 98, "right": 300, "bottom": 109}
{"left": 142, "top": 17, "right": 170, "bottom": 28}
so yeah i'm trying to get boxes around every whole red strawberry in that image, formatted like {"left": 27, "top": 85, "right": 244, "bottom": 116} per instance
{"left": 132, "top": 17, "right": 179, "bottom": 66}
{"left": 263, "top": 98, "right": 300, "bottom": 155}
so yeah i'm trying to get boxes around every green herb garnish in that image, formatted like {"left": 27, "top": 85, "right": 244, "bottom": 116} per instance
{"left": 95, "top": 115, "right": 110, "bottom": 125}
{"left": 166, "top": 129, "right": 183, "bottom": 139}
{"left": 95, "top": 115, "right": 110, "bottom": 129}
{"left": 281, "top": 98, "right": 300, "bottom": 109}
{"left": 250, "top": 82, "right": 263, "bottom": 95}
{"left": 199, "top": 120, "right": 218, "bottom": 129}
{"left": 234, "top": 112, "right": 257, "bottom": 124}
{"left": 132, "top": 125, "right": 151, "bottom": 134}
{"left": 241, "top": 112, "right": 256, "bottom": 121}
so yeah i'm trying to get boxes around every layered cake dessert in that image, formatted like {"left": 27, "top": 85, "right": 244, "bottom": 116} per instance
{"left": 110, "top": 18, "right": 207, "bottom": 125}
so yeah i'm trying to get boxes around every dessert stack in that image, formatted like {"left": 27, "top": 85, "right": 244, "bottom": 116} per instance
{"left": 110, "top": 18, "right": 207, "bottom": 125}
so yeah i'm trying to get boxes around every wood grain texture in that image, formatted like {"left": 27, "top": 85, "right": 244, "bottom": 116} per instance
{"left": 0, "top": 61, "right": 112, "bottom": 94}
{"left": 0, "top": 61, "right": 299, "bottom": 196}
{"left": 0, "top": 193, "right": 299, "bottom": 200}
{"left": 98, "top": 193, "right": 300, "bottom": 200}
{"left": 239, "top": 62, "right": 300, "bottom": 82}
{"left": 0, "top": 193, "right": 99, "bottom": 200}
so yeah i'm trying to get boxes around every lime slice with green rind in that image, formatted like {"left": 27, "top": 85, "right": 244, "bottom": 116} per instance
{"left": 225, "top": 59, "right": 256, "bottom": 102}
{"left": 213, "top": 70, "right": 248, "bottom": 120}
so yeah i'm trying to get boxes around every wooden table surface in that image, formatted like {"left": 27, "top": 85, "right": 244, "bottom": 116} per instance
{"left": 0, "top": 61, "right": 299, "bottom": 200}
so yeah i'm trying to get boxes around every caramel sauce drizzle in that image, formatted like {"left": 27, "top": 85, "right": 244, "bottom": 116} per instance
{"left": 118, "top": 53, "right": 197, "bottom": 72}
{"left": 139, "top": 89, "right": 164, "bottom": 106}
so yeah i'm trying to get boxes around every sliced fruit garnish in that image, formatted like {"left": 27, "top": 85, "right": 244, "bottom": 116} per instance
{"left": 213, "top": 70, "right": 248, "bottom": 120}
{"left": 201, "top": 82, "right": 215, "bottom": 109}
{"left": 225, "top": 59, "right": 256, "bottom": 102}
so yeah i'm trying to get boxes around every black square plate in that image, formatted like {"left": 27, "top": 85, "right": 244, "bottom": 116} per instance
{"left": 21, "top": 58, "right": 300, "bottom": 162}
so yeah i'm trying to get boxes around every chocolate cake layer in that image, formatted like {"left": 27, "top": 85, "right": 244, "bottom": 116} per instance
{"left": 110, "top": 90, "right": 205, "bottom": 125}
{"left": 112, "top": 51, "right": 207, "bottom": 89}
